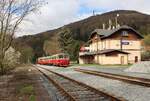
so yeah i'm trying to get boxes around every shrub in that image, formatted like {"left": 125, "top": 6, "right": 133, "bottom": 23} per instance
{"left": 141, "top": 51, "right": 150, "bottom": 61}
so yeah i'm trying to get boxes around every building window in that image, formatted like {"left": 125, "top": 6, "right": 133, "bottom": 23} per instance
{"left": 122, "top": 31, "right": 128, "bottom": 36}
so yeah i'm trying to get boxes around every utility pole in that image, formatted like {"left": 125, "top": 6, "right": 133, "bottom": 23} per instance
{"left": 102, "top": 23, "right": 105, "bottom": 29}
{"left": 115, "top": 13, "right": 122, "bottom": 51}
{"left": 108, "top": 19, "right": 112, "bottom": 30}
{"left": 93, "top": 10, "right": 95, "bottom": 16}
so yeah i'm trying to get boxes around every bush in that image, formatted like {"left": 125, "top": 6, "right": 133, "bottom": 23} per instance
{"left": 0, "top": 47, "right": 21, "bottom": 74}
{"left": 141, "top": 51, "right": 150, "bottom": 61}
{"left": 143, "top": 35, "right": 150, "bottom": 46}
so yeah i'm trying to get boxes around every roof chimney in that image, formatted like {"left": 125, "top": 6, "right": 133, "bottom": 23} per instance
{"left": 115, "top": 14, "right": 120, "bottom": 28}
{"left": 108, "top": 19, "right": 112, "bottom": 30}
{"left": 102, "top": 23, "right": 105, "bottom": 29}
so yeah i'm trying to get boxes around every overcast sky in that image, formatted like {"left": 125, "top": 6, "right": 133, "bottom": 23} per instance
{"left": 18, "top": 0, "right": 150, "bottom": 37}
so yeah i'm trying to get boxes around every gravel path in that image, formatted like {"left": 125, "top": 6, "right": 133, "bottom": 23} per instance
{"left": 37, "top": 65, "right": 150, "bottom": 101}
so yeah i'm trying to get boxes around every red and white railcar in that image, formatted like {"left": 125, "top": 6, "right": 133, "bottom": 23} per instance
{"left": 37, "top": 53, "right": 70, "bottom": 67}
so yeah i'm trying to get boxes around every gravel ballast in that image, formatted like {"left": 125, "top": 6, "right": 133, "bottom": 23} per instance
{"left": 37, "top": 65, "right": 150, "bottom": 101}
{"left": 125, "top": 61, "right": 150, "bottom": 73}
{"left": 78, "top": 66, "right": 150, "bottom": 79}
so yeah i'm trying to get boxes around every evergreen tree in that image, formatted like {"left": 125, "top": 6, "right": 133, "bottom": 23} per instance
{"left": 58, "top": 28, "right": 81, "bottom": 61}
{"left": 58, "top": 28, "right": 74, "bottom": 53}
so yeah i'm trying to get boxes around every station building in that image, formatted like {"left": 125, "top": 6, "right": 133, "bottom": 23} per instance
{"left": 79, "top": 25, "right": 143, "bottom": 65}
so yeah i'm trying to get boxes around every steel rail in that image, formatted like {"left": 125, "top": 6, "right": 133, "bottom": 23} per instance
{"left": 37, "top": 66, "right": 127, "bottom": 101}
{"left": 36, "top": 67, "right": 76, "bottom": 101}
{"left": 74, "top": 68, "right": 150, "bottom": 87}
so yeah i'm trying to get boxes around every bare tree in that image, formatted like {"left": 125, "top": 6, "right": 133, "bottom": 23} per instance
{"left": 0, "top": 0, "right": 44, "bottom": 74}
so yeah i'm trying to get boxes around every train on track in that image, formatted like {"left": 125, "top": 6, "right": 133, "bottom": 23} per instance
{"left": 37, "top": 53, "right": 70, "bottom": 67}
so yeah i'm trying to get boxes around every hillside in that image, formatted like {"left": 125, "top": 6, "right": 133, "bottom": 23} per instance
{"left": 14, "top": 10, "right": 150, "bottom": 61}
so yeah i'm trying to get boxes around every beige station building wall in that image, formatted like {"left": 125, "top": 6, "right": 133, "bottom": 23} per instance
{"left": 90, "top": 40, "right": 141, "bottom": 51}
{"left": 89, "top": 39, "right": 141, "bottom": 64}
{"left": 94, "top": 54, "right": 128, "bottom": 65}
{"left": 79, "top": 57, "right": 85, "bottom": 64}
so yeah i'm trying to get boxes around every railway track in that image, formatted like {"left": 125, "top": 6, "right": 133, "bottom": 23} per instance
{"left": 74, "top": 68, "right": 150, "bottom": 87}
{"left": 35, "top": 66, "right": 126, "bottom": 101}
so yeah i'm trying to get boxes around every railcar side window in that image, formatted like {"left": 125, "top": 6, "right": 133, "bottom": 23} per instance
{"left": 59, "top": 55, "right": 63, "bottom": 59}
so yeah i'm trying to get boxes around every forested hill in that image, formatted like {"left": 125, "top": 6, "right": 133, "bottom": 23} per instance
{"left": 14, "top": 10, "right": 150, "bottom": 62}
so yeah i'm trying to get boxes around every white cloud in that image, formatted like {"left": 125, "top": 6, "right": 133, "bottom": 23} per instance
{"left": 17, "top": 0, "right": 82, "bottom": 36}
{"left": 17, "top": 0, "right": 150, "bottom": 37}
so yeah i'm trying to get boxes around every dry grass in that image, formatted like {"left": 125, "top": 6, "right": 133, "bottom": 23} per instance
{"left": 0, "top": 65, "right": 51, "bottom": 101}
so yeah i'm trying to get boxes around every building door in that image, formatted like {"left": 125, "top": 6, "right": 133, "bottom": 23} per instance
{"left": 88, "top": 56, "right": 91, "bottom": 64}
{"left": 121, "top": 56, "right": 124, "bottom": 64}
{"left": 135, "top": 56, "right": 138, "bottom": 63}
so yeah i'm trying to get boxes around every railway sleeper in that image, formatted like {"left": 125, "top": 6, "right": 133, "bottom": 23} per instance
{"left": 57, "top": 95, "right": 71, "bottom": 101}
{"left": 56, "top": 91, "right": 73, "bottom": 101}
{"left": 75, "top": 96, "right": 109, "bottom": 101}
{"left": 61, "top": 86, "right": 88, "bottom": 90}
{"left": 65, "top": 89, "right": 89, "bottom": 92}
{"left": 69, "top": 90, "right": 97, "bottom": 94}
{"left": 71, "top": 94, "right": 102, "bottom": 98}
{"left": 59, "top": 82, "right": 76, "bottom": 85}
